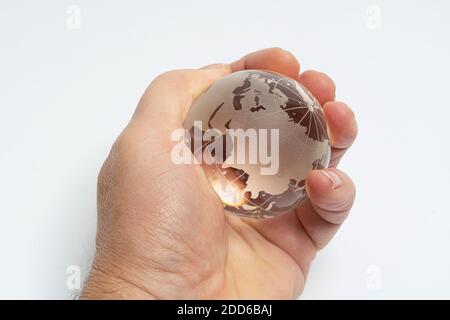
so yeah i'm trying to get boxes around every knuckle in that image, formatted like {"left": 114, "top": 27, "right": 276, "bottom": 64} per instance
{"left": 269, "top": 46, "right": 286, "bottom": 57}
{"left": 151, "top": 69, "right": 189, "bottom": 87}
{"left": 106, "top": 130, "right": 138, "bottom": 173}
{"left": 111, "top": 133, "right": 130, "bottom": 161}
{"left": 313, "top": 202, "right": 350, "bottom": 225}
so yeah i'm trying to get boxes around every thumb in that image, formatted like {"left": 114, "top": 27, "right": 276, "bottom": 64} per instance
{"left": 131, "top": 66, "right": 232, "bottom": 134}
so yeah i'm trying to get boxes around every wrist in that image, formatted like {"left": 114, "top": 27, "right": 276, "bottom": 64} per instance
{"left": 80, "top": 264, "right": 156, "bottom": 300}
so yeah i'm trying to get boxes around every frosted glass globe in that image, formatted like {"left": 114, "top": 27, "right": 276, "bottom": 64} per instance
{"left": 184, "top": 70, "right": 330, "bottom": 218}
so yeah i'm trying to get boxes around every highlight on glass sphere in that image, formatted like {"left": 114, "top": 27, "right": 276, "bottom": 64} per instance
{"left": 183, "top": 70, "right": 331, "bottom": 218}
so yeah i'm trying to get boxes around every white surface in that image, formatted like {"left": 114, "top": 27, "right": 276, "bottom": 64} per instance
{"left": 1, "top": 0, "right": 449, "bottom": 299}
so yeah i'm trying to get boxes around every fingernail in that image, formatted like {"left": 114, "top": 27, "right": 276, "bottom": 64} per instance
{"left": 321, "top": 170, "right": 342, "bottom": 190}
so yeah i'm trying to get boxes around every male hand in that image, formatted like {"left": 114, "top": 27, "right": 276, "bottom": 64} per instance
{"left": 81, "top": 48, "right": 357, "bottom": 299}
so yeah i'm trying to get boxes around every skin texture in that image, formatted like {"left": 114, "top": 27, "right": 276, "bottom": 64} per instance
{"left": 81, "top": 48, "right": 358, "bottom": 299}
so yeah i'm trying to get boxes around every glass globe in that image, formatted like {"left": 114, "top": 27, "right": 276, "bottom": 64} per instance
{"left": 183, "top": 70, "right": 331, "bottom": 218}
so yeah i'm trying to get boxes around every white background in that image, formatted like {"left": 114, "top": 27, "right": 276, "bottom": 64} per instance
{"left": 1, "top": 0, "right": 449, "bottom": 299}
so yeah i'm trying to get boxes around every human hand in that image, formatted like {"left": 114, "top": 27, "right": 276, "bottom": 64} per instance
{"left": 81, "top": 48, "right": 357, "bottom": 299}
